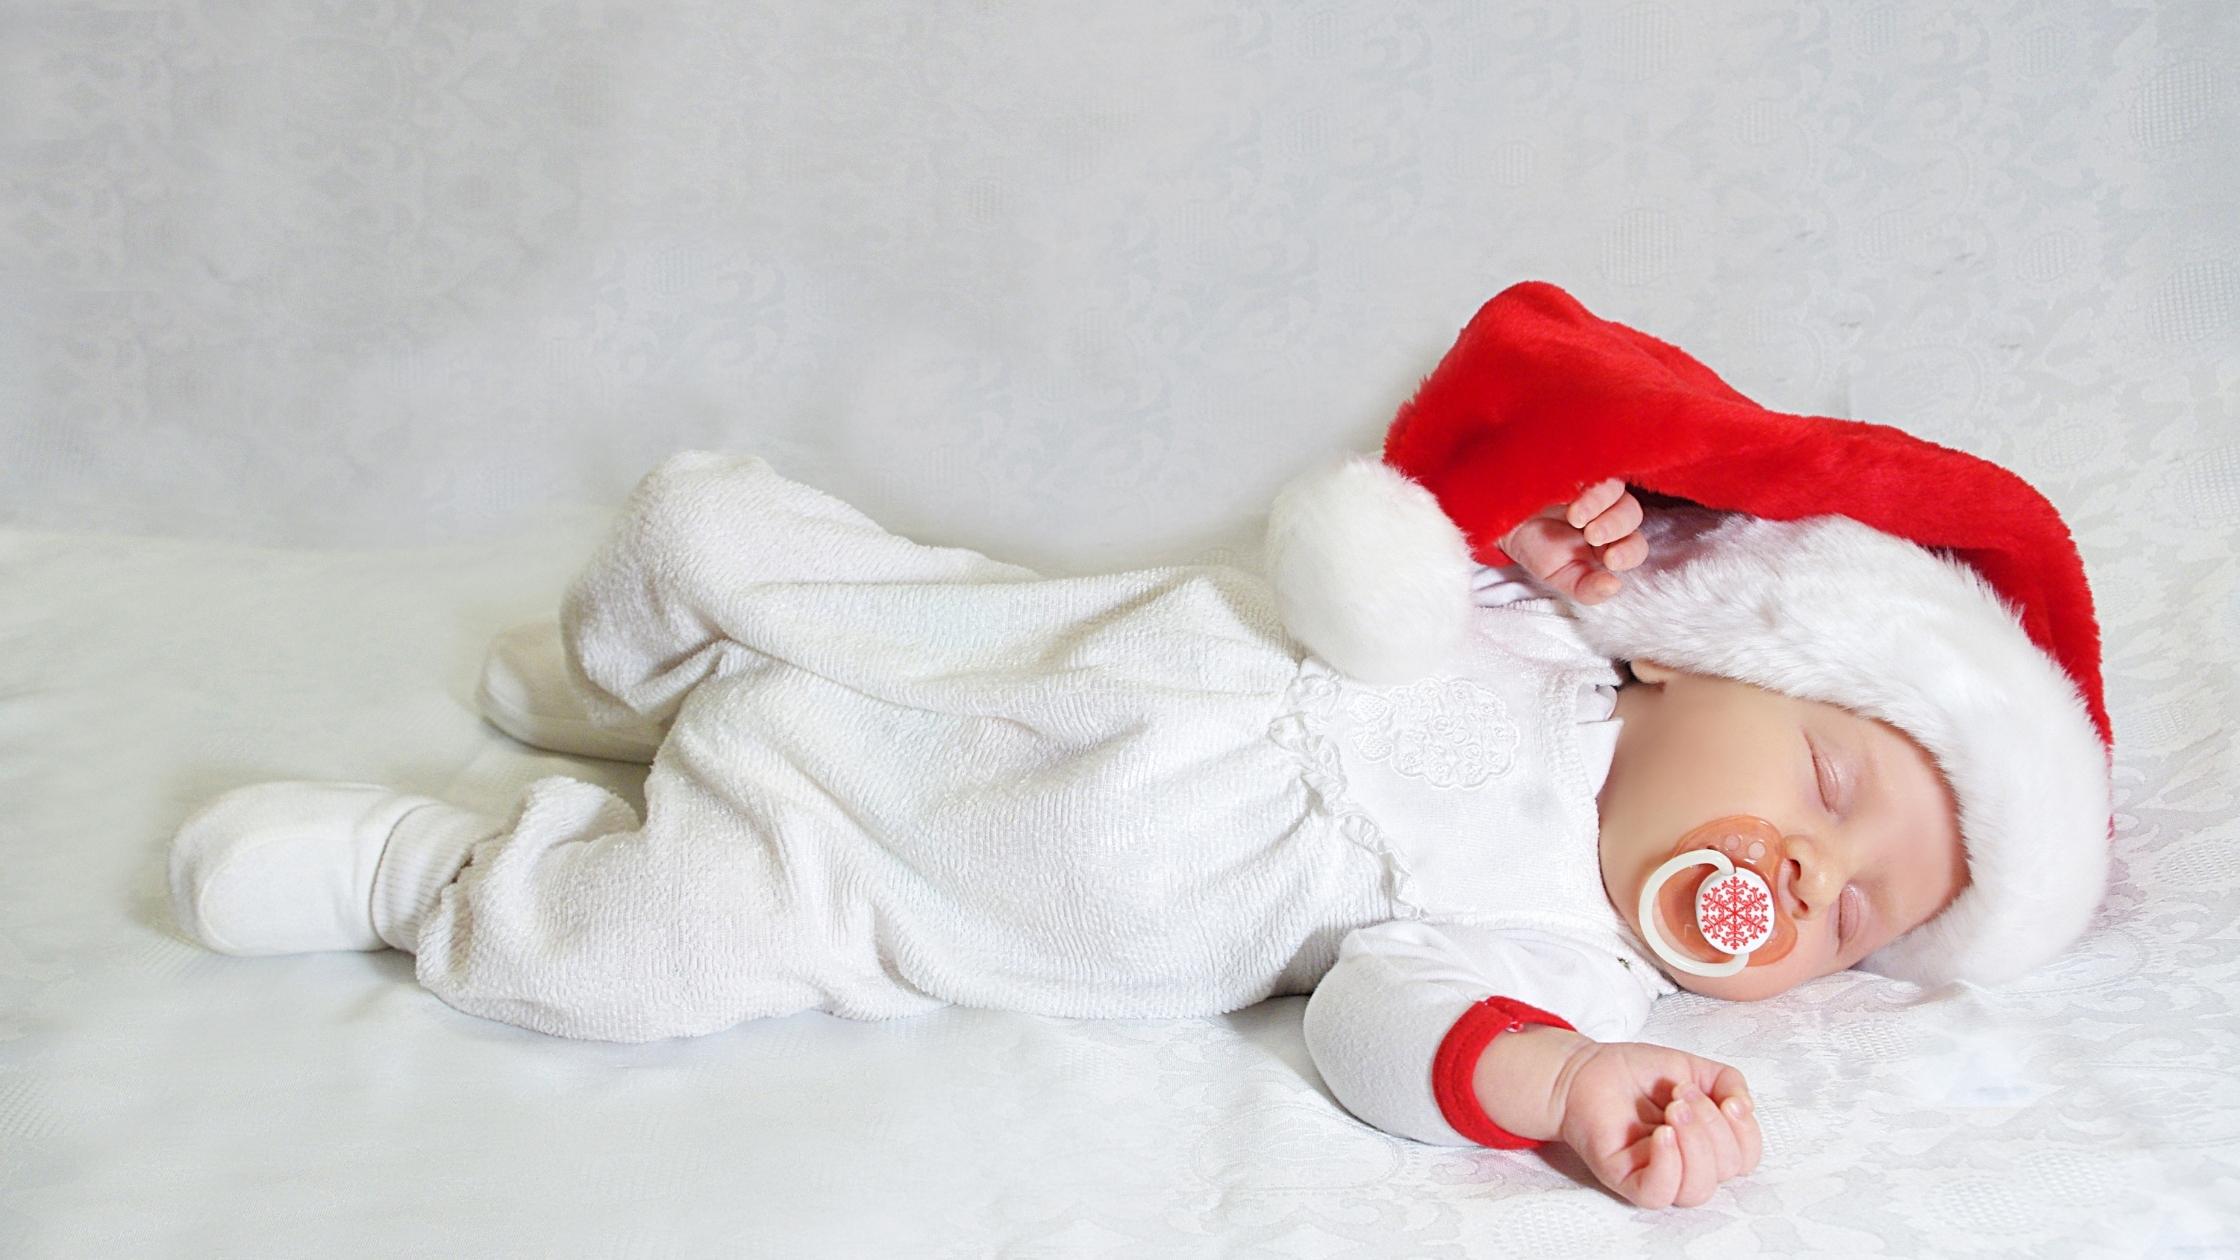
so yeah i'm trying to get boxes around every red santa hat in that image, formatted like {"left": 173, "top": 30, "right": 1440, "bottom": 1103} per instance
{"left": 1265, "top": 280, "right": 2114, "bottom": 989}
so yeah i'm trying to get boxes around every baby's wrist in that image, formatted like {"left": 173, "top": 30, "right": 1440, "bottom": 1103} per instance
{"left": 1470, "top": 1024, "right": 1596, "bottom": 1144}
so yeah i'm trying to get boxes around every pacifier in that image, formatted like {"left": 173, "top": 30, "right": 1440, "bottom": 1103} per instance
{"left": 1635, "top": 815, "right": 1799, "bottom": 978}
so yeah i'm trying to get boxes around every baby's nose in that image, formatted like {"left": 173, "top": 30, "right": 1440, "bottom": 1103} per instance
{"left": 1780, "top": 855, "right": 1833, "bottom": 919}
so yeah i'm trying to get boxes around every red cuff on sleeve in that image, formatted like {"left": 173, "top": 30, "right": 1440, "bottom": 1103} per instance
{"left": 1430, "top": 995, "right": 1576, "bottom": 1150}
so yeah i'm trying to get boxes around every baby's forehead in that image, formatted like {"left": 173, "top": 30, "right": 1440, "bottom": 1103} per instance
{"left": 1677, "top": 673, "right": 1960, "bottom": 812}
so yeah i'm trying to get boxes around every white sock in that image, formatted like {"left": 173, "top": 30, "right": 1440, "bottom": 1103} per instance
{"left": 372, "top": 800, "right": 504, "bottom": 952}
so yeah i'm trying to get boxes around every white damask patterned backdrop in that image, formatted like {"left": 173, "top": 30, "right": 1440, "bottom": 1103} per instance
{"left": 2, "top": 2, "right": 2235, "bottom": 1256}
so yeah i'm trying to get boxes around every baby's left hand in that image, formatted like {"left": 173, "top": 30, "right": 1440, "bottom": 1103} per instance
{"left": 1499, "top": 478, "right": 1648, "bottom": 605}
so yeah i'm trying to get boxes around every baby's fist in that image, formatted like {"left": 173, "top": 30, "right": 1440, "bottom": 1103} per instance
{"left": 1555, "top": 1040, "right": 1761, "bottom": 1209}
{"left": 1499, "top": 479, "right": 1647, "bottom": 604}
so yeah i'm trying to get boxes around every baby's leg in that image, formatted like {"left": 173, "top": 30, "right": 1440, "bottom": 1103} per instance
{"left": 559, "top": 450, "right": 1040, "bottom": 730}
{"left": 406, "top": 770, "right": 945, "bottom": 1043}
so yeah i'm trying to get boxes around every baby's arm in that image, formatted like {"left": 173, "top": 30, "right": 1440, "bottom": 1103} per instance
{"left": 1301, "top": 920, "right": 1760, "bottom": 1210}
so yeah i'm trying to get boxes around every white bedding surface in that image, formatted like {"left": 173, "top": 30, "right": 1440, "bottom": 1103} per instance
{"left": 2, "top": 518, "right": 2234, "bottom": 1257}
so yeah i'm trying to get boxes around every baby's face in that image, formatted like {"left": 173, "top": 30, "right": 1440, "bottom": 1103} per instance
{"left": 1596, "top": 659, "right": 1969, "bottom": 1001}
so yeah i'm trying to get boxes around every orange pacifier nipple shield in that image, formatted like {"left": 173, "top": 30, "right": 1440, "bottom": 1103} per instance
{"left": 1635, "top": 815, "right": 1800, "bottom": 978}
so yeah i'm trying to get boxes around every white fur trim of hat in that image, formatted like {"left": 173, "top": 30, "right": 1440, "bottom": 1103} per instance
{"left": 1562, "top": 506, "right": 2112, "bottom": 988}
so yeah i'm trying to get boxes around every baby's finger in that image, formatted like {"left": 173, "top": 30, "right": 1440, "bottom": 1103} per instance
{"left": 1614, "top": 1126, "right": 1682, "bottom": 1209}
{"left": 1581, "top": 491, "right": 1643, "bottom": 547}
{"left": 1683, "top": 1084, "right": 1744, "bottom": 1182}
{"left": 1706, "top": 1065, "right": 1761, "bottom": 1175}
{"left": 1720, "top": 1094, "right": 1762, "bottom": 1175}
{"left": 1566, "top": 479, "right": 1626, "bottom": 529}
{"left": 1599, "top": 533, "right": 1649, "bottom": 573}
{"left": 1549, "top": 557, "right": 1621, "bottom": 604}
{"left": 1702, "top": 1062, "right": 1750, "bottom": 1103}
{"left": 1665, "top": 1093, "right": 1720, "bottom": 1208}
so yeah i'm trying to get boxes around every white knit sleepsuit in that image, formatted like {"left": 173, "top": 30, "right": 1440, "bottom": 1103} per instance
{"left": 406, "top": 451, "right": 1677, "bottom": 1143}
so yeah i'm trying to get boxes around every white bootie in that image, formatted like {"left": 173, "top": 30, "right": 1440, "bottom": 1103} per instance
{"left": 476, "top": 618, "right": 667, "bottom": 763}
{"left": 169, "top": 781, "right": 502, "bottom": 956}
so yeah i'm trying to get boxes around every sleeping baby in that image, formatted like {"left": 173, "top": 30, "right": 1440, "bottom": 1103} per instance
{"left": 165, "top": 283, "right": 2115, "bottom": 1212}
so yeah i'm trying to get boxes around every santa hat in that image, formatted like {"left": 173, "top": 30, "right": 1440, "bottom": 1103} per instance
{"left": 1265, "top": 281, "right": 2113, "bottom": 988}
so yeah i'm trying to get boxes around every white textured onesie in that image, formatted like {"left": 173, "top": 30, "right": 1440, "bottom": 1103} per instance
{"left": 408, "top": 450, "right": 1678, "bottom": 1126}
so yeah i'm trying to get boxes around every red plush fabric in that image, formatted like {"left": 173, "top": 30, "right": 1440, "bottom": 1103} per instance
{"left": 1381, "top": 281, "right": 2111, "bottom": 749}
{"left": 1430, "top": 996, "right": 1577, "bottom": 1150}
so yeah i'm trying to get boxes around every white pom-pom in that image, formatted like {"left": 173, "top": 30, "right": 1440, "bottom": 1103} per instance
{"left": 1263, "top": 452, "right": 1477, "bottom": 684}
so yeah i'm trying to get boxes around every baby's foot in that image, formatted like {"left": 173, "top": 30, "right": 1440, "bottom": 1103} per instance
{"left": 477, "top": 618, "right": 667, "bottom": 763}
{"left": 169, "top": 782, "right": 501, "bottom": 955}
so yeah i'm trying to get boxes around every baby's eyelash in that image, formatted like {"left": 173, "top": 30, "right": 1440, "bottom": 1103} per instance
{"left": 1809, "top": 738, "right": 1835, "bottom": 811}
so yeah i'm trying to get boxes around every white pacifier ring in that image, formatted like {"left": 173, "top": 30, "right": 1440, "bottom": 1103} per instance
{"left": 1637, "top": 848, "right": 1764, "bottom": 978}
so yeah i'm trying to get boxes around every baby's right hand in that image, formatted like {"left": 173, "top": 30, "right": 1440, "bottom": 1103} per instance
{"left": 1554, "top": 1040, "right": 1762, "bottom": 1209}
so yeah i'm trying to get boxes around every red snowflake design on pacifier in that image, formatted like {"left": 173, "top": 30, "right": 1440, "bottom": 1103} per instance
{"left": 1695, "top": 869, "right": 1774, "bottom": 954}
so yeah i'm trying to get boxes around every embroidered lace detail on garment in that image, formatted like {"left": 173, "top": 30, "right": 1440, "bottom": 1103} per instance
{"left": 1267, "top": 657, "right": 1609, "bottom": 923}
{"left": 1333, "top": 675, "right": 1520, "bottom": 788}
